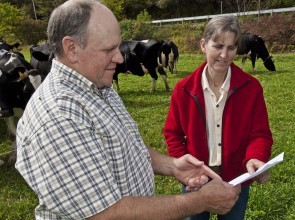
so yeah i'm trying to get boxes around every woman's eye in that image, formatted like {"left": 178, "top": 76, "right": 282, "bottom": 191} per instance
{"left": 229, "top": 46, "right": 237, "bottom": 50}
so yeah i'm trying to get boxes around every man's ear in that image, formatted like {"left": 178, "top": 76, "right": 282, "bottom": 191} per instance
{"left": 62, "top": 36, "right": 78, "bottom": 63}
{"left": 200, "top": 39, "right": 206, "bottom": 54}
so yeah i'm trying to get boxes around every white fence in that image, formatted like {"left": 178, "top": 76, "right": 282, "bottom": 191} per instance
{"left": 152, "top": 7, "right": 295, "bottom": 25}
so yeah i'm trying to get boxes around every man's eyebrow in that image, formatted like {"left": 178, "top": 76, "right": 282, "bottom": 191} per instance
{"left": 102, "top": 44, "right": 117, "bottom": 51}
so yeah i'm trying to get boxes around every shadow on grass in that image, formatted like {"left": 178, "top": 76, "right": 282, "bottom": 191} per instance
{"left": 250, "top": 69, "right": 285, "bottom": 75}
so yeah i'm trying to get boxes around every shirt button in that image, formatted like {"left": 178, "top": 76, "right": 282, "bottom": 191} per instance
{"left": 217, "top": 124, "right": 220, "bottom": 127}
{"left": 218, "top": 143, "right": 222, "bottom": 146}
{"left": 216, "top": 104, "right": 219, "bottom": 108}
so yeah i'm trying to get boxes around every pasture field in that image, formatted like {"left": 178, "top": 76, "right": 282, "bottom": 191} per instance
{"left": 0, "top": 53, "right": 294, "bottom": 219}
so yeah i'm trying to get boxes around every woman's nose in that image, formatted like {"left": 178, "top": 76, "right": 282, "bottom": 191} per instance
{"left": 220, "top": 48, "right": 228, "bottom": 58}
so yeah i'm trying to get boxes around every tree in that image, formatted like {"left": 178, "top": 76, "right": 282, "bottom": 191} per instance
{"left": 120, "top": 10, "right": 156, "bottom": 40}
{"left": 101, "top": 0, "right": 125, "bottom": 20}
{"left": 0, "top": 3, "right": 24, "bottom": 41}
{"left": 124, "top": 0, "right": 155, "bottom": 19}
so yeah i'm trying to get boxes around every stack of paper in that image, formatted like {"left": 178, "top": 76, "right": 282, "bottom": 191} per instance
{"left": 229, "top": 152, "right": 284, "bottom": 186}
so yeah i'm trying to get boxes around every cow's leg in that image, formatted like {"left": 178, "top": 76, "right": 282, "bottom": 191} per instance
{"left": 8, "top": 140, "right": 17, "bottom": 164}
{"left": 0, "top": 116, "right": 16, "bottom": 166}
{"left": 174, "top": 60, "right": 178, "bottom": 75}
{"left": 161, "top": 75, "right": 169, "bottom": 92}
{"left": 169, "top": 61, "right": 175, "bottom": 75}
{"left": 241, "top": 54, "right": 250, "bottom": 69}
{"left": 5, "top": 116, "right": 17, "bottom": 137}
{"left": 152, "top": 78, "right": 157, "bottom": 92}
{"left": 0, "top": 85, "right": 14, "bottom": 117}
{"left": 169, "top": 59, "right": 178, "bottom": 75}
{"left": 241, "top": 55, "right": 246, "bottom": 69}
{"left": 3, "top": 109, "right": 22, "bottom": 164}
{"left": 250, "top": 53, "right": 257, "bottom": 71}
{"left": 158, "top": 67, "right": 169, "bottom": 92}
{"left": 148, "top": 69, "right": 158, "bottom": 92}
{"left": 4, "top": 108, "right": 23, "bottom": 137}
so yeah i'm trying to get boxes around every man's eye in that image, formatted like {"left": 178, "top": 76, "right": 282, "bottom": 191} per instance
{"left": 214, "top": 45, "right": 223, "bottom": 49}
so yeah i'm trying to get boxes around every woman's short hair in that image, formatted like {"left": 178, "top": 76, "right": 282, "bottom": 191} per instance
{"left": 203, "top": 15, "right": 241, "bottom": 46}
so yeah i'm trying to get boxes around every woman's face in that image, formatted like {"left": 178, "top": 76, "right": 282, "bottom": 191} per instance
{"left": 200, "top": 31, "right": 238, "bottom": 76}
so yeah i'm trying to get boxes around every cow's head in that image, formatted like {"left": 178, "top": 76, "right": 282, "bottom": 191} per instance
{"left": 0, "top": 49, "right": 32, "bottom": 82}
{"left": 263, "top": 56, "right": 276, "bottom": 71}
{"left": 30, "top": 41, "right": 54, "bottom": 77}
{"left": 167, "top": 41, "right": 179, "bottom": 74}
{"left": 22, "top": 69, "right": 43, "bottom": 102}
{"left": 256, "top": 36, "right": 276, "bottom": 71}
{"left": 0, "top": 40, "right": 20, "bottom": 51}
{"left": 159, "top": 41, "right": 171, "bottom": 68}
{"left": 126, "top": 52, "right": 145, "bottom": 76}
{"left": 30, "top": 42, "right": 53, "bottom": 61}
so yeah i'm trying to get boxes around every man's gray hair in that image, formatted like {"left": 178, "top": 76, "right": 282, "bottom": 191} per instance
{"left": 47, "top": 0, "right": 101, "bottom": 57}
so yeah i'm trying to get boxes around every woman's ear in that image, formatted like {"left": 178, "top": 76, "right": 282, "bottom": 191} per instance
{"left": 62, "top": 36, "right": 78, "bottom": 63}
{"left": 200, "top": 39, "right": 206, "bottom": 54}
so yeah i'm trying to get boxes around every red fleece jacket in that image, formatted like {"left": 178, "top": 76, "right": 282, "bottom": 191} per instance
{"left": 164, "top": 62, "right": 273, "bottom": 184}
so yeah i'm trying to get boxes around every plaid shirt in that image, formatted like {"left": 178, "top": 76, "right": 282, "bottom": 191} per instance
{"left": 16, "top": 59, "right": 155, "bottom": 219}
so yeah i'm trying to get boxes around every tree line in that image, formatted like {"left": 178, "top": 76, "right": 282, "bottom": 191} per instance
{"left": 0, "top": 0, "right": 294, "bottom": 49}
{"left": 1, "top": 0, "right": 295, "bottom": 21}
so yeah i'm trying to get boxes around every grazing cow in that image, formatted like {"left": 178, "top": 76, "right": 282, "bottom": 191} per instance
{"left": 167, "top": 41, "right": 179, "bottom": 75}
{"left": 113, "top": 49, "right": 144, "bottom": 91}
{"left": 114, "top": 39, "right": 171, "bottom": 92}
{"left": 30, "top": 41, "right": 54, "bottom": 77}
{"left": 0, "top": 49, "right": 42, "bottom": 165}
{"left": 237, "top": 33, "right": 276, "bottom": 71}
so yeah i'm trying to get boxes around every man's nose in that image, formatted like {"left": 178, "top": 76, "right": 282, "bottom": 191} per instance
{"left": 113, "top": 48, "right": 124, "bottom": 64}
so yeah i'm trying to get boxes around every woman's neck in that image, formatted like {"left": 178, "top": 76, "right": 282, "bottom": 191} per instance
{"left": 206, "top": 70, "right": 227, "bottom": 88}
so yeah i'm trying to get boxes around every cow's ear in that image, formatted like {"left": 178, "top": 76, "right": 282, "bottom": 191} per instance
{"left": 200, "top": 39, "right": 206, "bottom": 54}
{"left": 62, "top": 36, "right": 78, "bottom": 63}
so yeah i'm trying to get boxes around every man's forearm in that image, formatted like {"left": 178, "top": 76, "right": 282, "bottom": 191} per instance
{"left": 88, "top": 193, "right": 205, "bottom": 220}
{"left": 148, "top": 147, "right": 175, "bottom": 176}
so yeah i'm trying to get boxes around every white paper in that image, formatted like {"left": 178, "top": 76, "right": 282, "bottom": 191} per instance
{"left": 228, "top": 152, "right": 284, "bottom": 186}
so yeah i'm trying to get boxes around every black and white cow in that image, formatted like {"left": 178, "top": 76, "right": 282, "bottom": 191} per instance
{"left": 0, "top": 40, "right": 24, "bottom": 59}
{"left": 113, "top": 47, "right": 144, "bottom": 91}
{"left": 0, "top": 40, "right": 20, "bottom": 52}
{"left": 0, "top": 49, "right": 42, "bottom": 165}
{"left": 237, "top": 33, "right": 276, "bottom": 71}
{"left": 166, "top": 40, "right": 179, "bottom": 75}
{"left": 114, "top": 39, "right": 172, "bottom": 92}
{"left": 30, "top": 41, "right": 54, "bottom": 77}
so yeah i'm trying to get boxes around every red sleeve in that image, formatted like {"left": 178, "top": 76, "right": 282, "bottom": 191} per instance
{"left": 164, "top": 84, "right": 188, "bottom": 158}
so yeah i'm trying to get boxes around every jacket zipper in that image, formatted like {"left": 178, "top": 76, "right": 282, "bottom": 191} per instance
{"left": 182, "top": 78, "right": 251, "bottom": 172}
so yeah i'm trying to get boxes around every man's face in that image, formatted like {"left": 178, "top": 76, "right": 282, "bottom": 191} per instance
{"left": 73, "top": 5, "right": 123, "bottom": 88}
{"left": 200, "top": 31, "right": 238, "bottom": 75}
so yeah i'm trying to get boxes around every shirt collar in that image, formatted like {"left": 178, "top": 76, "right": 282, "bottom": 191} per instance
{"left": 201, "top": 64, "right": 231, "bottom": 92}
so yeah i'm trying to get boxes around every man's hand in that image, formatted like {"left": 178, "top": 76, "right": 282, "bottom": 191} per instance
{"left": 197, "top": 179, "right": 241, "bottom": 215}
{"left": 246, "top": 159, "right": 269, "bottom": 183}
{"left": 173, "top": 154, "right": 221, "bottom": 190}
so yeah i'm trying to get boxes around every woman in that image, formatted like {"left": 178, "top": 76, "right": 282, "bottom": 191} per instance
{"left": 164, "top": 15, "right": 273, "bottom": 220}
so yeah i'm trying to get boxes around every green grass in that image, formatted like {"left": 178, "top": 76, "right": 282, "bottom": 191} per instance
{"left": 0, "top": 53, "right": 294, "bottom": 219}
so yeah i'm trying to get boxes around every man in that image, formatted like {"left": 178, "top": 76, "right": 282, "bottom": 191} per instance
{"left": 15, "top": 0, "right": 241, "bottom": 219}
